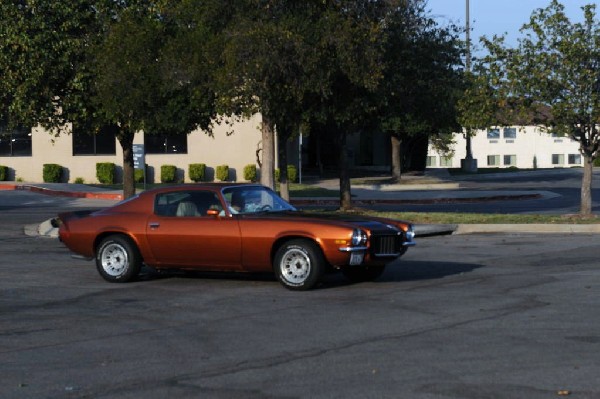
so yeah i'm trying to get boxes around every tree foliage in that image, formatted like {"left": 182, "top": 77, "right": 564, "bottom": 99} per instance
{"left": 481, "top": 0, "right": 600, "bottom": 214}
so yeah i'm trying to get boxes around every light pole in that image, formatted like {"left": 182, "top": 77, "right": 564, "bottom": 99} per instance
{"left": 461, "top": 0, "right": 478, "bottom": 172}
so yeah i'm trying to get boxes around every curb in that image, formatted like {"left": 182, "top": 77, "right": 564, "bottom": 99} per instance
{"left": 0, "top": 184, "right": 123, "bottom": 200}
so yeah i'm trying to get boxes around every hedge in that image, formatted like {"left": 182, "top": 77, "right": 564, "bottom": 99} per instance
{"left": 43, "top": 164, "right": 63, "bottom": 183}
{"left": 275, "top": 165, "right": 298, "bottom": 183}
{"left": 96, "top": 162, "right": 115, "bottom": 184}
{"left": 161, "top": 165, "right": 177, "bottom": 183}
{"left": 189, "top": 163, "right": 206, "bottom": 182}
{"left": 0, "top": 165, "right": 7, "bottom": 181}
{"left": 243, "top": 164, "right": 257, "bottom": 182}
{"left": 216, "top": 165, "right": 229, "bottom": 182}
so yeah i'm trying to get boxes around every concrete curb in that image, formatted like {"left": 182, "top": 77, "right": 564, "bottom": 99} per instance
{"left": 0, "top": 184, "right": 123, "bottom": 200}
{"left": 454, "top": 223, "right": 600, "bottom": 234}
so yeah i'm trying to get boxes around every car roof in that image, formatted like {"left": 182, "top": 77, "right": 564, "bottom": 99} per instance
{"left": 138, "top": 183, "right": 265, "bottom": 197}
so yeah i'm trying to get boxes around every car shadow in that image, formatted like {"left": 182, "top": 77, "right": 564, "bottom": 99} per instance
{"left": 138, "top": 260, "right": 483, "bottom": 290}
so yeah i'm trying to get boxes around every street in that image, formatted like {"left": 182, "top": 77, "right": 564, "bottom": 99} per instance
{"left": 1, "top": 190, "right": 599, "bottom": 398}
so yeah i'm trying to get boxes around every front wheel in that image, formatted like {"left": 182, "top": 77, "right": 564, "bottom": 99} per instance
{"left": 342, "top": 265, "right": 386, "bottom": 283}
{"left": 95, "top": 235, "right": 141, "bottom": 283}
{"left": 274, "top": 239, "right": 325, "bottom": 290}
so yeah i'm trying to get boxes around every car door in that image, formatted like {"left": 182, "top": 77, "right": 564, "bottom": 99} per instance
{"left": 145, "top": 190, "right": 242, "bottom": 269}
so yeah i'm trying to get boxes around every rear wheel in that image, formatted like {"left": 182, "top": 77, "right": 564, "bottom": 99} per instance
{"left": 95, "top": 235, "right": 141, "bottom": 283}
{"left": 342, "top": 265, "right": 386, "bottom": 283}
{"left": 274, "top": 239, "right": 325, "bottom": 290}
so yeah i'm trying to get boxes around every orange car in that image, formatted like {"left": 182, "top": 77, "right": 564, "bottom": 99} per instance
{"left": 56, "top": 184, "right": 415, "bottom": 290}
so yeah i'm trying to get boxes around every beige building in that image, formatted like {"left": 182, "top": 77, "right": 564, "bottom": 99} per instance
{"left": 426, "top": 126, "right": 583, "bottom": 169}
{"left": 0, "top": 115, "right": 263, "bottom": 183}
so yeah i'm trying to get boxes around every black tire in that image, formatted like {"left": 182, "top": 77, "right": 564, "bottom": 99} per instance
{"left": 95, "top": 235, "right": 142, "bottom": 283}
{"left": 274, "top": 239, "right": 325, "bottom": 290}
{"left": 342, "top": 265, "right": 386, "bottom": 283}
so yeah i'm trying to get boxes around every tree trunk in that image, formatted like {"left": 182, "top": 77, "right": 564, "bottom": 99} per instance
{"left": 260, "top": 115, "right": 275, "bottom": 189}
{"left": 390, "top": 134, "right": 402, "bottom": 182}
{"left": 118, "top": 128, "right": 136, "bottom": 199}
{"left": 580, "top": 154, "right": 593, "bottom": 215}
{"left": 339, "top": 132, "right": 352, "bottom": 210}
{"left": 278, "top": 131, "right": 289, "bottom": 201}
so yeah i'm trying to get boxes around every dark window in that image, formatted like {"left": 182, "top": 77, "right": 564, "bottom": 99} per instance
{"left": 145, "top": 133, "right": 188, "bottom": 154}
{"left": 568, "top": 154, "right": 581, "bottom": 165}
{"left": 0, "top": 122, "right": 32, "bottom": 156}
{"left": 487, "top": 129, "right": 500, "bottom": 139}
{"left": 73, "top": 125, "right": 117, "bottom": 155}
{"left": 503, "top": 128, "right": 517, "bottom": 139}
{"left": 155, "top": 190, "right": 222, "bottom": 217}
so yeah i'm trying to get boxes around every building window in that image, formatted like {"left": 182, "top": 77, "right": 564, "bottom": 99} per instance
{"left": 0, "top": 122, "right": 32, "bottom": 156}
{"left": 145, "top": 133, "right": 188, "bottom": 154}
{"left": 487, "top": 129, "right": 500, "bottom": 139}
{"left": 440, "top": 156, "right": 452, "bottom": 167}
{"left": 568, "top": 154, "right": 581, "bottom": 165}
{"left": 73, "top": 125, "right": 117, "bottom": 155}
{"left": 552, "top": 154, "right": 564, "bottom": 165}
{"left": 503, "top": 128, "right": 517, "bottom": 139}
{"left": 504, "top": 155, "right": 516, "bottom": 166}
{"left": 487, "top": 155, "right": 500, "bottom": 166}
{"left": 426, "top": 156, "right": 437, "bottom": 167}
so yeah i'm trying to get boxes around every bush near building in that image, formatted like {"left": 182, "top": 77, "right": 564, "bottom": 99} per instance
{"left": 243, "top": 164, "right": 257, "bottom": 182}
{"left": 275, "top": 165, "right": 297, "bottom": 183}
{"left": 216, "top": 165, "right": 229, "bottom": 182}
{"left": 96, "top": 162, "right": 115, "bottom": 184}
{"left": 0, "top": 165, "right": 7, "bottom": 181}
{"left": 43, "top": 164, "right": 63, "bottom": 183}
{"left": 189, "top": 163, "right": 206, "bottom": 182}
{"left": 161, "top": 165, "right": 177, "bottom": 183}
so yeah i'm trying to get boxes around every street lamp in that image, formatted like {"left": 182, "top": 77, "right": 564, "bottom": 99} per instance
{"left": 461, "top": 0, "right": 478, "bottom": 172}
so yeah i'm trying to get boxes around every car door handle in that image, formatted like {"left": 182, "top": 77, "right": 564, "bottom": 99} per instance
{"left": 149, "top": 222, "right": 160, "bottom": 229}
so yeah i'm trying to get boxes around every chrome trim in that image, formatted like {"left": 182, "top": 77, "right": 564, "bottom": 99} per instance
{"left": 339, "top": 246, "right": 368, "bottom": 253}
{"left": 402, "top": 241, "right": 416, "bottom": 247}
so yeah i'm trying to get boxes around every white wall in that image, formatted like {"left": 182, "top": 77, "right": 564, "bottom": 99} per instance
{"left": 0, "top": 114, "right": 263, "bottom": 183}
{"left": 427, "top": 126, "right": 583, "bottom": 169}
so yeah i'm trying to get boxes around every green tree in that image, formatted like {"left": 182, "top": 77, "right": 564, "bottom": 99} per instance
{"left": 482, "top": 1, "right": 600, "bottom": 215}
{"left": 0, "top": 1, "right": 221, "bottom": 198}
{"left": 379, "top": 1, "right": 464, "bottom": 181}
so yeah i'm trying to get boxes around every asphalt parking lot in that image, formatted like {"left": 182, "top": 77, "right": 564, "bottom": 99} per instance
{"left": 1, "top": 192, "right": 599, "bottom": 399}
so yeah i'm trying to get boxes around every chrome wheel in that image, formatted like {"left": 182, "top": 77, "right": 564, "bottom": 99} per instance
{"left": 95, "top": 235, "right": 141, "bottom": 283}
{"left": 274, "top": 240, "right": 325, "bottom": 290}
{"left": 100, "top": 242, "right": 129, "bottom": 277}
{"left": 279, "top": 247, "right": 311, "bottom": 285}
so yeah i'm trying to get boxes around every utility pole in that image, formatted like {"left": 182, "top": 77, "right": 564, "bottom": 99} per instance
{"left": 461, "top": 0, "right": 478, "bottom": 172}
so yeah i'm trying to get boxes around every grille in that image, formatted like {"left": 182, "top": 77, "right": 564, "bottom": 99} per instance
{"left": 371, "top": 234, "right": 402, "bottom": 256}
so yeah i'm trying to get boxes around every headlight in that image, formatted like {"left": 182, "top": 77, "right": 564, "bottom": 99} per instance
{"left": 351, "top": 229, "right": 368, "bottom": 246}
{"left": 405, "top": 225, "right": 415, "bottom": 241}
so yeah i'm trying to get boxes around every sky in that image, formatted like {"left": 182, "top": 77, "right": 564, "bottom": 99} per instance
{"left": 425, "top": 0, "right": 595, "bottom": 50}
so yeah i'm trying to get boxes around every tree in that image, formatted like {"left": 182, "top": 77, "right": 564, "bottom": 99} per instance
{"left": 219, "top": 1, "right": 328, "bottom": 198}
{"left": 1, "top": 1, "right": 221, "bottom": 198}
{"left": 379, "top": 1, "right": 464, "bottom": 181}
{"left": 482, "top": 1, "right": 600, "bottom": 215}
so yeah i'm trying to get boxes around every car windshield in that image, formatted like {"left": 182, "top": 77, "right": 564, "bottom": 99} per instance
{"left": 222, "top": 186, "right": 296, "bottom": 215}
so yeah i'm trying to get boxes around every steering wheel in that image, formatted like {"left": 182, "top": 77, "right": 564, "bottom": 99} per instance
{"left": 258, "top": 204, "right": 272, "bottom": 212}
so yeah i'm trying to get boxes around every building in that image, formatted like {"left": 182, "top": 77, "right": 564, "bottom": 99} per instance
{"left": 426, "top": 126, "right": 583, "bottom": 169}
{"left": 0, "top": 117, "right": 585, "bottom": 184}
{"left": 0, "top": 115, "right": 264, "bottom": 183}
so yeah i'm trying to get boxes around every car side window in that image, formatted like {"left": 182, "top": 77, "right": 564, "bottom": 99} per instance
{"left": 155, "top": 191, "right": 223, "bottom": 217}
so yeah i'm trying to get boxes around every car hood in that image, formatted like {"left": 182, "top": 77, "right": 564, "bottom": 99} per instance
{"left": 239, "top": 211, "right": 409, "bottom": 233}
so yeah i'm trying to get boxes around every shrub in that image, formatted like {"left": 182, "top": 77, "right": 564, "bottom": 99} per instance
{"left": 189, "top": 163, "right": 206, "bottom": 182}
{"left": 594, "top": 157, "right": 600, "bottom": 167}
{"left": 96, "top": 162, "right": 115, "bottom": 184}
{"left": 74, "top": 177, "right": 85, "bottom": 184}
{"left": 0, "top": 165, "right": 7, "bottom": 181}
{"left": 161, "top": 165, "right": 177, "bottom": 183}
{"left": 43, "top": 164, "right": 63, "bottom": 183}
{"left": 243, "top": 164, "right": 257, "bottom": 182}
{"left": 134, "top": 169, "right": 145, "bottom": 183}
{"left": 216, "top": 165, "right": 229, "bottom": 182}
{"left": 275, "top": 165, "right": 298, "bottom": 183}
